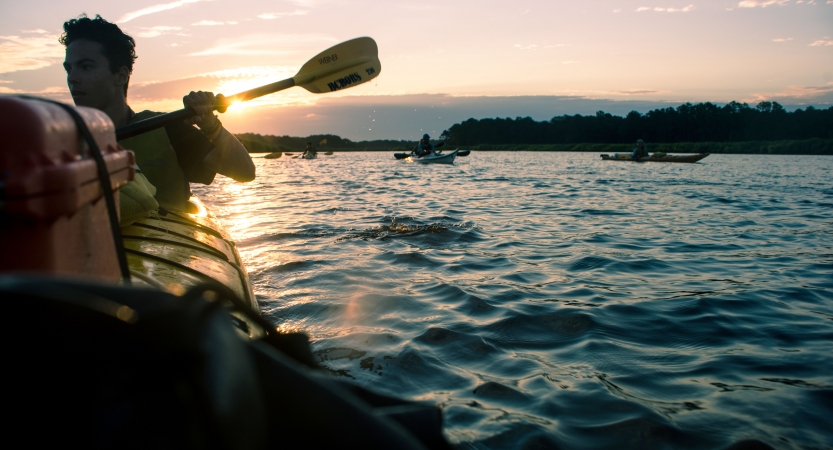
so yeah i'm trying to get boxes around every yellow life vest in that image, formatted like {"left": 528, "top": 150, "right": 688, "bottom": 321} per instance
{"left": 118, "top": 111, "right": 191, "bottom": 212}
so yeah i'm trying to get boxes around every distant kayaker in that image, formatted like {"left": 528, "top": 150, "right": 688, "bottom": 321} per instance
{"left": 414, "top": 134, "right": 434, "bottom": 158}
{"left": 631, "top": 139, "right": 649, "bottom": 162}
{"left": 302, "top": 142, "right": 317, "bottom": 158}
{"left": 59, "top": 14, "right": 255, "bottom": 214}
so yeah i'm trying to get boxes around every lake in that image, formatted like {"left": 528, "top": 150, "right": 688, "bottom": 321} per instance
{"left": 194, "top": 152, "right": 833, "bottom": 449}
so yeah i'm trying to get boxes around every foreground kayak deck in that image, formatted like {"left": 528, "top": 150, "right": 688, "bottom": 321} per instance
{"left": 600, "top": 153, "right": 710, "bottom": 163}
{"left": 121, "top": 195, "right": 257, "bottom": 310}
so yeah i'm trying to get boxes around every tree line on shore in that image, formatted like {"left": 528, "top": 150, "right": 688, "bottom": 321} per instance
{"left": 439, "top": 101, "right": 833, "bottom": 148}
{"left": 237, "top": 101, "right": 833, "bottom": 155}
{"left": 236, "top": 133, "right": 413, "bottom": 153}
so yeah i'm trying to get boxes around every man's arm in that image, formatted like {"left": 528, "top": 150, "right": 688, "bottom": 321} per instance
{"left": 201, "top": 128, "right": 256, "bottom": 182}
{"left": 183, "top": 91, "right": 255, "bottom": 182}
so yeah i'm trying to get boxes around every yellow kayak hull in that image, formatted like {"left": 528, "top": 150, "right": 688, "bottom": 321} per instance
{"left": 121, "top": 196, "right": 257, "bottom": 311}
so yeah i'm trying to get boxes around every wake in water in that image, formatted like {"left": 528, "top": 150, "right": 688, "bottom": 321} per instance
{"left": 337, "top": 217, "right": 475, "bottom": 242}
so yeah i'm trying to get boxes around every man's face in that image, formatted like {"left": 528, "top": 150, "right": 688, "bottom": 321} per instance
{"left": 63, "top": 39, "right": 125, "bottom": 111}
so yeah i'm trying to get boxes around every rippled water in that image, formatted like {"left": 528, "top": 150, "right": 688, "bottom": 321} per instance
{"left": 194, "top": 152, "right": 833, "bottom": 449}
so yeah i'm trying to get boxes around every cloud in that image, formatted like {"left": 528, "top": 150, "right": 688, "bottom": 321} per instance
{"left": 188, "top": 34, "right": 335, "bottom": 57}
{"left": 135, "top": 26, "right": 183, "bottom": 38}
{"left": 257, "top": 10, "right": 308, "bottom": 19}
{"left": 128, "top": 65, "right": 299, "bottom": 109}
{"left": 809, "top": 40, "right": 833, "bottom": 46}
{"left": 192, "top": 20, "right": 237, "bottom": 26}
{"left": 514, "top": 44, "right": 538, "bottom": 50}
{"left": 613, "top": 90, "right": 663, "bottom": 95}
{"left": 749, "top": 82, "right": 833, "bottom": 104}
{"left": 118, "top": 0, "right": 207, "bottom": 23}
{"left": 636, "top": 5, "right": 695, "bottom": 12}
{"left": 0, "top": 84, "right": 71, "bottom": 102}
{"left": 738, "top": 0, "right": 789, "bottom": 7}
{"left": 562, "top": 60, "right": 579, "bottom": 64}
{"left": 772, "top": 37, "right": 793, "bottom": 42}
{"left": 614, "top": 8, "right": 622, "bottom": 12}
{"left": 0, "top": 30, "right": 63, "bottom": 74}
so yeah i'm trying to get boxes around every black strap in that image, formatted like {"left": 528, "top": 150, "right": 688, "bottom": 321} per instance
{"left": 19, "top": 96, "right": 131, "bottom": 283}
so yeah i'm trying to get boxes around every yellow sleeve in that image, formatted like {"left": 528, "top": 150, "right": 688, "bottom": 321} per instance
{"left": 119, "top": 172, "right": 159, "bottom": 227}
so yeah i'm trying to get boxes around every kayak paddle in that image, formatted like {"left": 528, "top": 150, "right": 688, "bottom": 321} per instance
{"left": 116, "top": 37, "right": 382, "bottom": 140}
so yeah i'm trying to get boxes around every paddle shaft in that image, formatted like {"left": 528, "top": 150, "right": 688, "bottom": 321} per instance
{"left": 116, "top": 79, "right": 296, "bottom": 140}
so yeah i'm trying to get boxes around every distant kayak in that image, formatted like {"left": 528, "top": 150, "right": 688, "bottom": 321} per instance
{"left": 396, "top": 148, "right": 468, "bottom": 161}
{"left": 301, "top": 152, "right": 317, "bottom": 159}
{"left": 406, "top": 149, "right": 458, "bottom": 164}
{"left": 601, "top": 153, "right": 709, "bottom": 163}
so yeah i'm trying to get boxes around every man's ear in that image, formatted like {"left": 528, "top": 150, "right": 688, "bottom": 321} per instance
{"left": 115, "top": 66, "right": 130, "bottom": 89}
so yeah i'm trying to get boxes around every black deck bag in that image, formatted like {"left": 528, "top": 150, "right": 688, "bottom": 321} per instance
{"left": 0, "top": 276, "right": 451, "bottom": 450}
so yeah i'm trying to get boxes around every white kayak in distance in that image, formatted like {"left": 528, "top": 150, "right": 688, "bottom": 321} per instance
{"left": 405, "top": 149, "right": 459, "bottom": 164}
{"left": 600, "top": 153, "right": 709, "bottom": 163}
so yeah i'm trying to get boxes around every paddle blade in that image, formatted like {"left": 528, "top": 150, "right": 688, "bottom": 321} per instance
{"left": 295, "top": 37, "right": 381, "bottom": 94}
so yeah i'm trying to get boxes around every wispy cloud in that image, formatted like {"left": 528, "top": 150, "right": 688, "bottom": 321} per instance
{"left": 118, "top": 0, "right": 208, "bottom": 23}
{"left": 562, "top": 60, "right": 579, "bottom": 64}
{"left": 809, "top": 39, "right": 833, "bottom": 46}
{"left": 636, "top": 4, "right": 695, "bottom": 12}
{"left": 135, "top": 26, "right": 183, "bottom": 38}
{"left": 772, "top": 37, "right": 794, "bottom": 42}
{"left": 192, "top": 20, "right": 238, "bottom": 26}
{"left": 738, "top": 0, "right": 790, "bottom": 8}
{"left": 188, "top": 34, "right": 335, "bottom": 57}
{"left": 514, "top": 44, "right": 538, "bottom": 50}
{"left": 614, "top": 89, "right": 663, "bottom": 95}
{"left": 257, "top": 10, "right": 308, "bottom": 19}
{"left": 749, "top": 82, "right": 833, "bottom": 103}
{"left": 127, "top": 65, "right": 306, "bottom": 111}
{"left": 613, "top": 8, "right": 622, "bottom": 12}
{"left": 0, "top": 30, "right": 63, "bottom": 74}
{"left": 0, "top": 84, "right": 70, "bottom": 102}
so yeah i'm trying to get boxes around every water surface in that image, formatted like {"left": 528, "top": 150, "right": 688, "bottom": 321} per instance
{"left": 194, "top": 152, "right": 833, "bottom": 449}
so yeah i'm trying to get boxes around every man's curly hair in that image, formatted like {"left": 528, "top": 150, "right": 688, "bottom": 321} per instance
{"left": 59, "top": 14, "right": 138, "bottom": 95}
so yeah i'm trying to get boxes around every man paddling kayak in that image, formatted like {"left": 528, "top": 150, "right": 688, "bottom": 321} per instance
{"left": 60, "top": 15, "right": 255, "bottom": 214}
{"left": 413, "top": 133, "right": 434, "bottom": 158}
{"left": 631, "top": 139, "right": 649, "bottom": 162}
{"left": 302, "top": 142, "right": 318, "bottom": 159}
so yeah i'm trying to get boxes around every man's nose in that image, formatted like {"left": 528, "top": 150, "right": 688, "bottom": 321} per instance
{"left": 67, "top": 69, "right": 81, "bottom": 86}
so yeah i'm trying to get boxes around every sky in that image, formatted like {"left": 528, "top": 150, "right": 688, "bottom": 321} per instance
{"left": 1, "top": 0, "right": 832, "bottom": 141}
